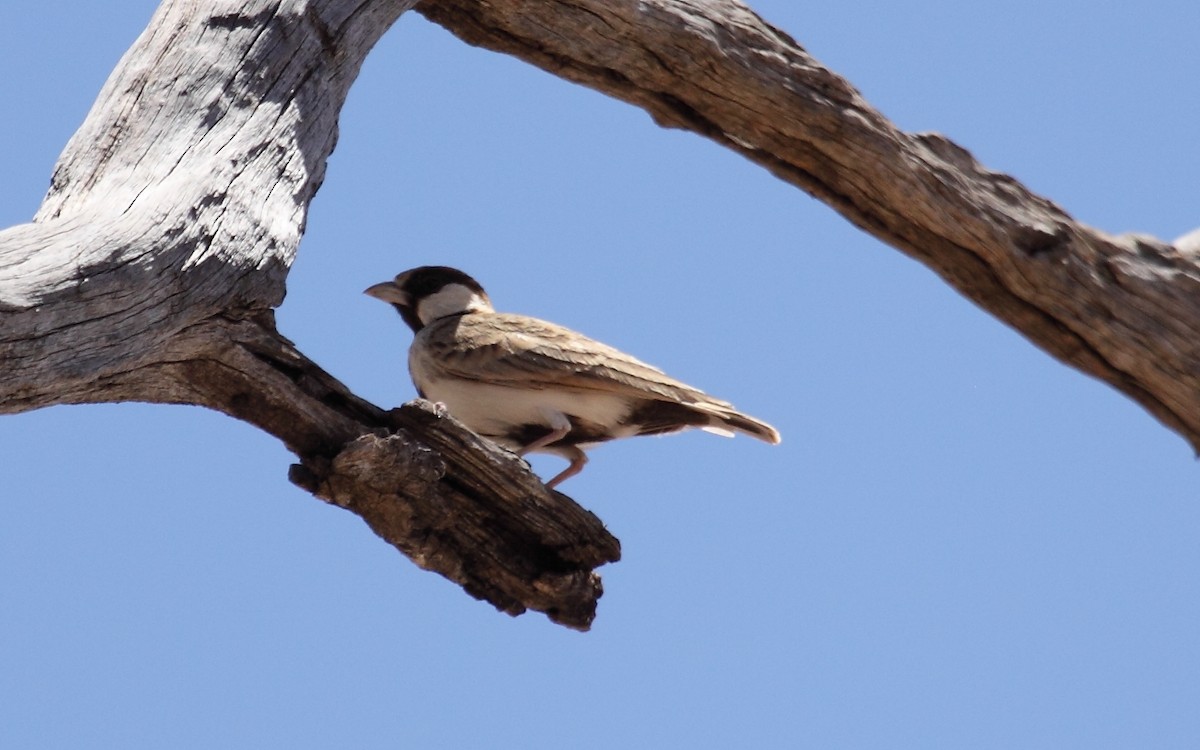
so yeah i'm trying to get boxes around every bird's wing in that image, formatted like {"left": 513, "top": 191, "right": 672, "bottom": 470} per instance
{"left": 415, "top": 312, "right": 727, "bottom": 406}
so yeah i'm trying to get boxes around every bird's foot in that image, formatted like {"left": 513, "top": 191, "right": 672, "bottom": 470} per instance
{"left": 545, "top": 447, "right": 588, "bottom": 489}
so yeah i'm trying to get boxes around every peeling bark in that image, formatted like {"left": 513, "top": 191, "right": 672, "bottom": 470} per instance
{"left": 1, "top": 0, "right": 1196, "bottom": 629}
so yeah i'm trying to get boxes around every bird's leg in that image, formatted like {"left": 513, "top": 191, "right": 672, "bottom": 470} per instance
{"left": 517, "top": 409, "right": 572, "bottom": 456}
{"left": 546, "top": 447, "right": 588, "bottom": 489}
{"left": 513, "top": 409, "right": 587, "bottom": 487}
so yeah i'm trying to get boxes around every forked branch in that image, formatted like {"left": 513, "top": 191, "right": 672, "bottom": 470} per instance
{"left": 2, "top": 0, "right": 1196, "bottom": 631}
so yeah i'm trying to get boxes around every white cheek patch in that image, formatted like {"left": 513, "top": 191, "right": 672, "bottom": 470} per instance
{"left": 416, "top": 284, "right": 492, "bottom": 324}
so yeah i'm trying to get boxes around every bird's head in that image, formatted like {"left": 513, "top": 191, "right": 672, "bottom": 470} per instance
{"left": 364, "top": 266, "right": 494, "bottom": 333}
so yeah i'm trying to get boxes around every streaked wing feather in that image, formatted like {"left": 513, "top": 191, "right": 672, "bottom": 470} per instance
{"left": 418, "top": 313, "right": 729, "bottom": 406}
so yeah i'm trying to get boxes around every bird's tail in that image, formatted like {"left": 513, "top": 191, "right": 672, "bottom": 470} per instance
{"left": 690, "top": 402, "right": 782, "bottom": 445}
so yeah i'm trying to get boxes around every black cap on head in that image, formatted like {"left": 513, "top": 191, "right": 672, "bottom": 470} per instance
{"left": 365, "top": 266, "right": 488, "bottom": 334}
{"left": 395, "top": 266, "right": 486, "bottom": 300}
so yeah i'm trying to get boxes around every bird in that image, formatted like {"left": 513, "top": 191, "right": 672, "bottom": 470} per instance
{"left": 364, "top": 266, "right": 781, "bottom": 488}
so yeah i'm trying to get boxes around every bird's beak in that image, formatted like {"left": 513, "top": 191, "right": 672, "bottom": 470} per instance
{"left": 364, "top": 281, "right": 410, "bottom": 306}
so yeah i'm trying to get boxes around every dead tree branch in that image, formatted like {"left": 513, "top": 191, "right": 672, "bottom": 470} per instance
{"left": 0, "top": 0, "right": 618, "bottom": 630}
{"left": 418, "top": 0, "right": 1200, "bottom": 451}
{"left": 2, "top": 0, "right": 1196, "bottom": 629}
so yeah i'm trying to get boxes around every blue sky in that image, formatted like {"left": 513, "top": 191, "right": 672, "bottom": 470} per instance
{"left": 3, "top": 1, "right": 1199, "bottom": 747}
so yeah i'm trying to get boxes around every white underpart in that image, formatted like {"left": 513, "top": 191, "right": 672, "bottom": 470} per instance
{"left": 416, "top": 284, "right": 493, "bottom": 325}
{"left": 419, "top": 377, "right": 640, "bottom": 453}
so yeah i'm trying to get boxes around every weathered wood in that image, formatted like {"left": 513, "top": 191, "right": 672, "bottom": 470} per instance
{"left": 1, "top": 0, "right": 410, "bottom": 411}
{"left": 417, "top": 0, "right": 1200, "bottom": 451}
{"left": 1, "top": 0, "right": 1197, "bottom": 628}
{"left": 0, "top": 0, "right": 619, "bottom": 629}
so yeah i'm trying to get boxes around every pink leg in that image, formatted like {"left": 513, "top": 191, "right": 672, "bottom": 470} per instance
{"left": 545, "top": 447, "right": 588, "bottom": 489}
{"left": 515, "top": 410, "right": 584, "bottom": 488}
{"left": 516, "top": 422, "right": 571, "bottom": 456}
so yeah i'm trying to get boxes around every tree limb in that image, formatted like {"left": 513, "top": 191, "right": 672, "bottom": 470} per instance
{"left": 0, "top": 0, "right": 618, "bottom": 630}
{"left": 417, "top": 0, "right": 1200, "bottom": 451}
{"left": 3, "top": 0, "right": 1196, "bottom": 629}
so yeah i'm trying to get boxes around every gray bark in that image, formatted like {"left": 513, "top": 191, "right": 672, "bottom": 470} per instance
{"left": 2, "top": 0, "right": 1196, "bottom": 628}
{"left": 415, "top": 0, "right": 1200, "bottom": 452}
{"left": 0, "top": 0, "right": 618, "bottom": 631}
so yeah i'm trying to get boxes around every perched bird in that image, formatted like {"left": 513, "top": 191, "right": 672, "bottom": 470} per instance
{"left": 365, "top": 266, "right": 781, "bottom": 488}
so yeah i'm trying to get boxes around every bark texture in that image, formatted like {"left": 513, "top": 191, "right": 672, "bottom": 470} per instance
{"left": 0, "top": 0, "right": 618, "bottom": 630}
{"left": 1, "top": 0, "right": 1196, "bottom": 628}
{"left": 418, "top": 0, "right": 1200, "bottom": 452}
